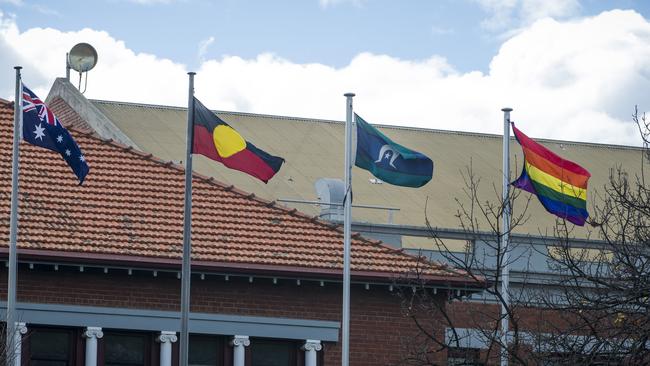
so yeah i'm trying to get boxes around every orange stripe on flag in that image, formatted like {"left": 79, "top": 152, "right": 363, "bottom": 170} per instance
{"left": 523, "top": 146, "right": 589, "bottom": 189}
{"left": 526, "top": 162, "right": 587, "bottom": 200}
{"left": 513, "top": 125, "right": 591, "bottom": 177}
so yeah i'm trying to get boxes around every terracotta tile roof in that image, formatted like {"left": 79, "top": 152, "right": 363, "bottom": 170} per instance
{"left": 0, "top": 100, "right": 478, "bottom": 285}
{"left": 88, "top": 99, "right": 644, "bottom": 237}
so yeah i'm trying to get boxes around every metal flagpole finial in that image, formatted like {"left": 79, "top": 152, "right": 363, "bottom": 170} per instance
{"left": 501, "top": 107, "right": 513, "bottom": 112}
{"left": 344, "top": 92, "right": 355, "bottom": 98}
{"left": 14, "top": 66, "right": 22, "bottom": 71}
{"left": 188, "top": 71, "right": 196, "bottom": 76}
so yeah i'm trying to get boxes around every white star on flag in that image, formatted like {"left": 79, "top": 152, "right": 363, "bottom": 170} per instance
{"left": 79, "top": 155, "right": 85, "bottom": 162}
{"left": 33, "top": 123, "right": 45, "bottom": 141}
{"left": 57, "top": 135, "right": 63, "bottom": 143}
{"left": 65, "top": 149, "right": 71, "bottom": 156}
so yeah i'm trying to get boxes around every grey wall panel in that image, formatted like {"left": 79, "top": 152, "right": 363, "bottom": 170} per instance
{"left": 0, "top": 302, "right": 339, "bottom": 342}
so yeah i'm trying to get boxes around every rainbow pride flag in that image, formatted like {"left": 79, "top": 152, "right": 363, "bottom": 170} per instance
{"left": 511, "top": 124, "right": 591, "bottom": 226}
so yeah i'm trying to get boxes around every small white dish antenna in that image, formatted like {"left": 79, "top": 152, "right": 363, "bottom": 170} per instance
{"left": 67, "top": 43, "right": 98, "bottom": 93}
{"left": 68, "top": 43, "right": 97, "bottom": 72}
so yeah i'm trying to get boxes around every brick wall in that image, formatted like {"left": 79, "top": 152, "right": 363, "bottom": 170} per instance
{"left": 47, "top": 97, "right": 93, "bottom": 133}
{"left": 446, "top": 302, "right": 585, "bottom": 365}
{"left": 0, "top": 266, "right": 448, "bottom": 366}
{"left": 449, "top": 301, "right": 571, "bottom": 334}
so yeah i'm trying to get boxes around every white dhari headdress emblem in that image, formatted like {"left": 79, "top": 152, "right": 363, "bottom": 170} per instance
{"left": 375, "top": 144, "right": 399, "bottom": 169}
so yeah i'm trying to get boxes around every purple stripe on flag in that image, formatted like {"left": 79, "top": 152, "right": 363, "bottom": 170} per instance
{"left": 512, "top": 169, "right": 536, "bottom": 194}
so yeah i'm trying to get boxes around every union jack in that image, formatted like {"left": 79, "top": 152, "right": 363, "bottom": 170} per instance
{"left": 22, "top": 86, "right": 60, "bottom": 127}
{"left": 21, "top": 83, "right": 89, "bottom": 184}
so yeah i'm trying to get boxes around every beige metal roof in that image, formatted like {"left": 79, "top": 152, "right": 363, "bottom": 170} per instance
{"left": 91, "top": 100, "right": 644, "bottom": 237}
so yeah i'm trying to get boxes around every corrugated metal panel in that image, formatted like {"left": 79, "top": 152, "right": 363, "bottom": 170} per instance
{"left": 93, "top": 100, "right": 644, "bottom": 237}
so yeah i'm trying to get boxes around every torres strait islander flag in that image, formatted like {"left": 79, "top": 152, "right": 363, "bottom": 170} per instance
{"left": 354, "top": 114, "right": 433, "bottom": 188}
{"left": 191, "top": 98, "right": 284, "bottom": 183}
{"left": 511, "top": 123, "right": 591, "bottom": 226}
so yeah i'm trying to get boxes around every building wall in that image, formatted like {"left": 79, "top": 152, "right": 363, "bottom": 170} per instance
{"left": 0, "top": 266, "right": 447, "bottom": 366}
{"left": 449, "top": 301, "right": 568, "bottom": 334}
{"left": 444, "top": 301, "right": 594, "bottom": 365}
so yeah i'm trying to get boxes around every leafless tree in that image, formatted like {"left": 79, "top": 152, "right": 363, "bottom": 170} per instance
{"left": 533, "top": 108, "right": 650, "bottom": 365}
{"left": 398, "top": 108, "right": 650, "bottom": 365}
{"left": 397, "top": 159, "right": 536, "bottom": 365}
{"left": 0, "top": 321, "right": 25, "bottom": 366}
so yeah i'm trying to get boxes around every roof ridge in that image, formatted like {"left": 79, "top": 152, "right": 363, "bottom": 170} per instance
{"left": 90, "top": 99, "right": 345, "bottom": 126}
{"left": 89, "top": 99, "right": 643, "bottom": 151}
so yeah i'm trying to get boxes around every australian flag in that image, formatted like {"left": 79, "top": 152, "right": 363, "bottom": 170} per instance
{"left": 354, "top": 114, "right": 433, "bottom": 188}
{"left": 22, "top": 85, "right": 89, "bottom": 184}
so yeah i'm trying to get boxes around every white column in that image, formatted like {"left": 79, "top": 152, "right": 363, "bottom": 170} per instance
{"left": 12, "top": 322, "right": 27, "bottom": 366}
{"left": 230, "top": 335, "right": 250, "bottom": 366}
{"left": 302, "top": 339, "right": 322, "bottom": 366}
{"left": 83, "top": 327, "right": 103, "bottom": 366}
{"left": 157, "top": 331, "right": 178, "bottom": 366}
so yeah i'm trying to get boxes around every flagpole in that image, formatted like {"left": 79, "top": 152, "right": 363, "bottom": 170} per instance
{"left": 6, "top": 66, "right": 22, "bottom": 361}
{"left": 6, "top": 66, "right": 23, "bottom": 360}
{"left": 179, "top": 72, "right": 195, "bottom": 366}
{"left": 342, "top": 92, "right": 355, "bottom": 366}
{"left": 500, "top": 107, "right": 512, "bottom": 366}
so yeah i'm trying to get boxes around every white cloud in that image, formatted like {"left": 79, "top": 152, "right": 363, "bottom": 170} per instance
{"left": 0, "top": 11, "right": 186, "bottom": 105}
{"left": 197, "top": 36, "right": 215, "bottom": 62}
{"left": 520, "top": 0, "right": 580, "bottom": 22}
{"left": 0, "top": 9, "right": 648, "bottom": 146}
{"left": 475, "top": 0, "right": 580, "bottom": 31}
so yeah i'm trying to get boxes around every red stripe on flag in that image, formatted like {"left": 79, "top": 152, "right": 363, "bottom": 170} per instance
{"left": 193, "top": 125, "right": 222, "bottom": 162}
{"left": 522, "top": 146, "right": 589, "bottom": 189}
{"left": 222, "top": 149, "right": 278, "bottom": 183}
{"left": 512, "top": 125, "right": 590, "bottom": 177}
{"left": 192, "top": 124, "right": 278, "bottom": 182}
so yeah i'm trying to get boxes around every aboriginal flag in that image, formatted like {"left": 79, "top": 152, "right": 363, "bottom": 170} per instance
{"left": 192, "top": 98, "right": 284, "bottom": 183}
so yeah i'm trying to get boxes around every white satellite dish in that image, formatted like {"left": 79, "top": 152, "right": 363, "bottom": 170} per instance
{"left": 68, "top": 43, "right": 98, "bottom": 72}
{"left": 67, "top": 43, "right": 98, "bottom": 93}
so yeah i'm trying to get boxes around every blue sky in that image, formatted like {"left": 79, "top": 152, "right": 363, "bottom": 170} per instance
{"left": 1, "top": 0, "right": 650, "bottom": 145}
{"left": 6, "top": 0, "right": 649, "bottom": 72}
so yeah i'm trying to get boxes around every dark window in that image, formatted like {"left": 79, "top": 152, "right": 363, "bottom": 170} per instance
{"left": 28, "top": 328, "right": 75, "bottom": 366}
{"left": 250, "top": 339, "right": 297, "bottom": 366}
{"left": 447, "top": 347, "right": 484, "bottom": 366}
{"left": 103, "top": 333, "right": 147, "bottom": 366}
{"left": 189, "top": 335, "right": 224, "bottom": 366}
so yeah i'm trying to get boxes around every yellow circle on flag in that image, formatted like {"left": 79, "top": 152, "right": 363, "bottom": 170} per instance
{"left": 213, "top": 125, "right": 246, "bottom": 158}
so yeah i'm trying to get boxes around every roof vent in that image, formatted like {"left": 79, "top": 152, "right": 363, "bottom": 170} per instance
{"left": 314, "top": 178, "right": 344, "bottom": 222}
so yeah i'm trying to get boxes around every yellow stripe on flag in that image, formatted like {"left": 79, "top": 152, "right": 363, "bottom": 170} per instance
{"left": 525, "top": 162, "right": 587, "bottom": 200}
